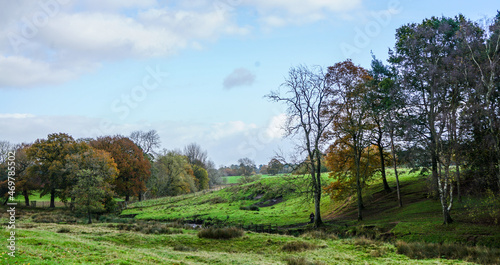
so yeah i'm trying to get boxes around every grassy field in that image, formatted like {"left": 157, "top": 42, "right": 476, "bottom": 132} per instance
{"left": 0, "top": 209, "right": 479, "bottom": 264}
{"left": 221, "top": 174, "right": 281, "bottom": 184}
{"left": 1, "top": 169, "right": 499, "bottom": 264}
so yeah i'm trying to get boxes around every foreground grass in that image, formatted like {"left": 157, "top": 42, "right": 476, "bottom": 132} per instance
{"left": 0, "top": 210, "right": 476, "bottom": 264}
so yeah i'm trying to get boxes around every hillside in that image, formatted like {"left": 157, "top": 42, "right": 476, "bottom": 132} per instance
{"left": 1, "top": 170, "right": 499, "bottom": 264}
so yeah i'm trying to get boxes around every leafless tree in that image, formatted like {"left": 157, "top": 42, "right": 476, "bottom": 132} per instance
{"left": 267, "top": 65, "right": 339, "bottom": 227}
{"left": 130, "top": 130, "right": 161, "bottom": 157}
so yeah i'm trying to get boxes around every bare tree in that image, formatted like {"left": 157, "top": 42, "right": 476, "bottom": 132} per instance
{"left": 267, "top": 65, "right": 338, "bottom": 228}
{"left": 183, "top": 143, "right": 208, "bottom": 167}
{"left": 0, "top": 141, "right": 13, "bottom": 164}
{"left": 130, "top": 130, "right": 161, "bottom": 157}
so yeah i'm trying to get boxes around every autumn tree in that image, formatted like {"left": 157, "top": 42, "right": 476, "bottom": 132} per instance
{"left": 323, "top": 60, "right": 373, "bottom": 221}
{"left": 66, "top": 148, "right": 118, "bottom": 223}
{"left": 27, "top": 133, "right": 91, "bottom": 208}
{"left": 90, "top": 136, "right": 150, "bottom": 202}
{"left": 325, "top": 144, "right": 386, "bottom": 201}
{"left": 267, "top": 65, "right": 338, "bottom": 227}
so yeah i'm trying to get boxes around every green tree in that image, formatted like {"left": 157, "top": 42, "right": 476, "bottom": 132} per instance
{"left": 193, "top": 164, "right": 209, "bottom": 190}
{"left": 27, "top": 133, "right": 91, "bottom": 208}
{"left": 267, "top": 158, "right": 283, "bottom": 175}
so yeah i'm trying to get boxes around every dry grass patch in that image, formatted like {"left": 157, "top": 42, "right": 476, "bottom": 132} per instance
{"left": 197, "top": 227, "right": 244, "bottom": 239}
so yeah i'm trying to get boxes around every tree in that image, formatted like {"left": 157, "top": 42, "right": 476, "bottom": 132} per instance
{"left": 193, "top": 164, "right": 209, "bottom": 190}
{"left": 390, "top": 16, "right": 464, "bottom": 224}
{"left": 369, "top": 56, "right": 406, "bottom": 207}
{"left": 129, "top": 130, "right": 161, "bottom": 158}
{"left": 184, "top": 143, "right": 208, "bottom": 168}
{"left": 0, "top": 141, "right": 13, "bottom": 164}
{"left": 458, "top": 13, "right": 500, "bottom": 193}
{"left": 324, "top": 144, "right": 385, "bottom": 201}
{"left": 323, "top": 60, "right": 373, "bottom": 221}
{"left": 13, "top": 144, "right": 39, "bottom": 206}
{"left": 66, "top": 149, "right": 118, "bottom": 223}
{"left": 267, "top": 158, "right": 284, "bottom": 175}
{"left": 27, "top": 133, "right": 91, "bottom": 208}
{"left": 147, "top": 150, "right": 197, "bottom": 197}
{"left": 267, "top": 65, "right": 338, "bottom": 227}
{"left": 238, "top": 157, "right": 256, "bottom": 177}
{"left": 90, "top": 136, "right": 151, "bottom": 202}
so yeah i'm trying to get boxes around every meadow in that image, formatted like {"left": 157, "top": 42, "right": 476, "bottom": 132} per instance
{"left": 1, "top": 169, "right": 499, "bottom": 264}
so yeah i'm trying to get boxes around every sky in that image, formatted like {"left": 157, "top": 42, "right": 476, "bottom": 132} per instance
{"left": 0, "top": 0, "right": 497, "bottom": 166}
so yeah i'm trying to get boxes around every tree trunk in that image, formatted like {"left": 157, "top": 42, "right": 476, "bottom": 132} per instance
{"left": 431, "top": 150, "right": 440, "bottom": 199}
{"left": 125, "top": 194, "right": 130, "bottom": 202}
{"left": 456, "top": 163, "right": 461, "bottom": 203}
{"left": 138, "top": 192, "right": 142, "bottom": 202}
{"left": 377, "top": 143, "right": 391, "bottom": 193}
{"left": 88, "top": 209, "right": 92, "bottom": 224}
{"left": 355, "top": 149, "right": 363, "bottom": 221}
{"left": 313, "top": 151, "right": 323, "bottom": 228}
{"left": 390, "top": 131, "right": 402, "bottom": 207}
{"left": 442, "top": 207, "right": 453, "bottom": 224}
{"left": 50, "top": 189, "right": 56, "bottom": 208}
{"left": 23, "top": 188, "right": 30, "bottom": 207}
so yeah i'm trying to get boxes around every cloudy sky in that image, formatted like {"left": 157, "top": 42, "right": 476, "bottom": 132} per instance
{"left": 0, "top": 0, "right": 496, "bottom": 166}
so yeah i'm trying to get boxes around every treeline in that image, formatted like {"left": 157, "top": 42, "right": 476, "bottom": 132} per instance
{"left": 269, "top": 13, "right": 500, "bottom": 225}
{"left": 0, "top": 131, "right": 223, "bottom": 222}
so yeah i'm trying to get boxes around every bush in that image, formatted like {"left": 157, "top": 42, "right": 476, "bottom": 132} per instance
{"left": 197, "top": 227, "right": 244, "bottom": 239}
{"left": 57, "top": 227, "right": 71, "bottom": 233}
{"left": 395, "top": 241, "right": 500, "bottom": 264}
{"left": 281, "top": 241, "right": 317, "bottom": 252}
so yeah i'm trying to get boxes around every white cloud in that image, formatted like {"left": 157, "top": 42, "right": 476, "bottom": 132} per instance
{"left": 0, "top": 113, "right": 35, "bottom": 119}
{"left": 0, "top": 55, "right": 86, "bottom": 88}
{"left": 244, "top": 0, "right": 363, "bottom": 27}
{"left": 265, "top": 113, "right": 287, "bottom": 139}
{"left": 223, "top": 67, "right": 256, "bottom": 89}
{"left": 0, "top": 3, "right": 248, "bottom": 89}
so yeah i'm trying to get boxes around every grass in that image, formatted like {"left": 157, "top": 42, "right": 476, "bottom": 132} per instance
{"left": 221, "top": 174, "right": 282, "bottom": 184}
{"left": 2, "top": 168, "right": 499, "bottom": 264}
{"left": 0, "top": 209, "right": 474, "bottom": 264}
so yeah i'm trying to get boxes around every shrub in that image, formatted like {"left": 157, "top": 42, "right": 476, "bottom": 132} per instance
{"left": 57, "top": 227, "right": 71, "bottom": 233}
{"left": 395, "top": 241, "right": 500, "bottom": 264}
{"left": 209, "top": 196, "right": 228, "bottom": 204}
{"left": 281, "top": 241, "right": 317, "bottom": 252}
{"left": 197, "top": 227, "right": 244, "bottom": 239}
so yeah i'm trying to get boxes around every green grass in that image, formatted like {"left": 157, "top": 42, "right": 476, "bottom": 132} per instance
{"left": 0, "top": 210, "right": 475, "bottom": 264}
{"left": 221, "top": 174, "right": 281, "bottom": 184}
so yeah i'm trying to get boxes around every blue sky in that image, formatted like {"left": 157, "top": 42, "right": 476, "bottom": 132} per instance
{"left": 0, "top": 0, "right": 497, "bottom": 166}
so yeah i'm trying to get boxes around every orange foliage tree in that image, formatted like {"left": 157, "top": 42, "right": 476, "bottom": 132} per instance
{"left": 324, "top": 142, "right": 389, "bottom": 201}
{"left": 323, "top": 60, "right": 374, "bottom": 221}
{"left": 90, "top": 136, "right": 150, "bottom": 202}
